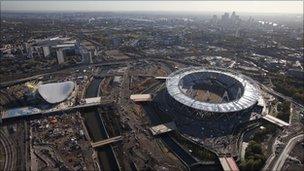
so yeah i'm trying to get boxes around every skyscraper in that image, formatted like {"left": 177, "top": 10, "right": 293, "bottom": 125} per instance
{"left": 222, "top": 12, "right": 229, "bottom": 21}
{"left": 231, "top": 11, "right": 236, "bottom": 21}
{"left": 211, "top": 15, "right": 218, "bottom": 24}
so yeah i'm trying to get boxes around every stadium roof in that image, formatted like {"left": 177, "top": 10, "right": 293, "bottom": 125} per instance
{"left": 166, "top": 67, "right": 261, "bottom": 113}
{"left": 38, "top": 81, "right": 75, "bottom": 104}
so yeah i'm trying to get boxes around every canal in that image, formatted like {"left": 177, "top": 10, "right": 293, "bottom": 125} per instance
{"left": 83, "top": 78, "right": 120, "bottom": 171}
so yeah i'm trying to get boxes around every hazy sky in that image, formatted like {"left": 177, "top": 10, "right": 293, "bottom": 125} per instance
{"left": 1, "top": 1, "right": 303, "bottom": 14}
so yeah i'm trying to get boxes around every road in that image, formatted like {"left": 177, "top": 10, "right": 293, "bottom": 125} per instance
{"left": 271, "top": 134, "right": 304, "bottom": 171}
{"left": 0, "top": 60, "right": 128, "bottom": 88}
{"left": 0, "top": 56, "right": 193, "bottom": 89}
{"left": 235, "top": 122, "right": 261, "bottom": 160}
{"left": 263, "top": 136, "right": 279, "bottom": 171}
{"left": 259, "top": 82, "right": 303, "bottom": 108}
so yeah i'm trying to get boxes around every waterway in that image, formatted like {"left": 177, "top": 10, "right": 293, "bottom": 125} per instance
{"left": 83, "top": 78, "right": 119, "bottom": 171}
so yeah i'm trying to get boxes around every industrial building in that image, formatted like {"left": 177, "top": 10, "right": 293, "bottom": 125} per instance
{"left": 25, "top": 37, "right": 79, "bottom": 64}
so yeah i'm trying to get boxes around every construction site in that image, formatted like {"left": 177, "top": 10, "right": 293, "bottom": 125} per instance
{"left": 1, "top": 55, "right": 302, "bottom": 171}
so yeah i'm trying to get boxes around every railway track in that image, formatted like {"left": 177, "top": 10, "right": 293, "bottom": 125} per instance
{"left": 0, "top": 130, "right": 16, "bottom": 171}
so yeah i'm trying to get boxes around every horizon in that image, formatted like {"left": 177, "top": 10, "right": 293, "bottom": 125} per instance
{"left": 1, "top": 1, "right": 303, "bottom": 15}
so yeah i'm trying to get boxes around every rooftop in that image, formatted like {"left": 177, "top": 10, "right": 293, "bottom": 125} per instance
{"left": 38, "top": 81, "right": 75, "bottom": 104}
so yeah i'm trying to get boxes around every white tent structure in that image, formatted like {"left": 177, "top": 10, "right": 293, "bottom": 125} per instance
{"left": 38, "top": 81, "right": 75, "bottom": 104}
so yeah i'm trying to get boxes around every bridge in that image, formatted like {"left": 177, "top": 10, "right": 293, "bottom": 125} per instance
{"left": 149, "top": 122, "right": 176, "bottom": 136}
{"left": 155, "top": 76, "right": 168, "bottom": 80}
{"left": 91, "top": 136, "right": 123, "bottom": 148}
{"left": 262, "top": 114, "right": 290, "bottom": 127}
{"left": 130, "top": 94, "right": 153, "bottom": 102}
{"left": 1, "top": 99, "right": 113, "bottom": 122}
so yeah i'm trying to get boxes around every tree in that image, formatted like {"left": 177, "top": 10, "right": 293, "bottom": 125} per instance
{"left": 240, "top": 141, "right": 266, "bottom": 171}
{"left": 277, "top": 101, "right": 291, "bottom": 122}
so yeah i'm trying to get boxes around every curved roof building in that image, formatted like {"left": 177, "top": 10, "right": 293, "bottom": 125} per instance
{"left": 38, "top": 81, "right": 75, "bottom": 104}
{"left": 166, "top": 67, "right": 261, "bottom": 113}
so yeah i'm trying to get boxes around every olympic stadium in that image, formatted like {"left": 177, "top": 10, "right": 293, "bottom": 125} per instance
{"left": 165, "top": 67, "right": 261, "bottom": 117}
{"left": 149, "top": 67, "right": 264, "bottom": 147}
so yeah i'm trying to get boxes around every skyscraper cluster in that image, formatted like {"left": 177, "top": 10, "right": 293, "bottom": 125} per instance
{"left": 210, "top": 11, "right": 241, "bottom": 27}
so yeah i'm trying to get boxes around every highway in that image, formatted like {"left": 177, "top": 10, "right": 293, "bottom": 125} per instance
{"left": 0, "top": 60, "right": 127, "bottom": 88}
{"left": 271, "top": 134, "right": 304, "bottom": 171}
{"left": 0, "top": 56, "right": 194, "bottom": 89}
{"left": 0, "top": 58, "right": 153, "bottom": 89}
